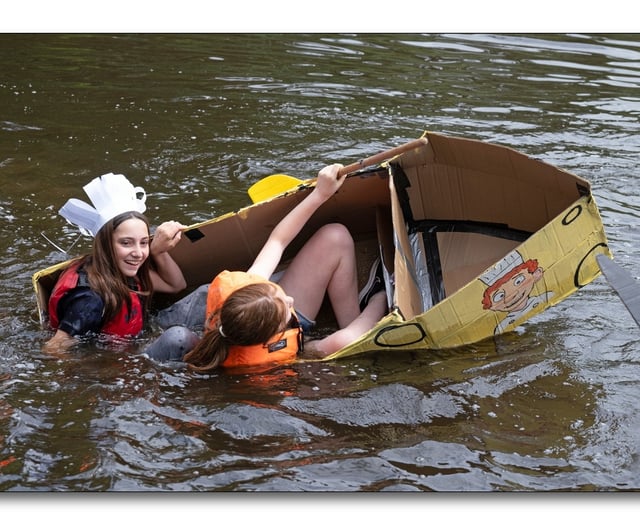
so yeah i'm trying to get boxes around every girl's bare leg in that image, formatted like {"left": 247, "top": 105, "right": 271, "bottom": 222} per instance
{"left": 278, "top": 223, "right": 360, "bottom": 328}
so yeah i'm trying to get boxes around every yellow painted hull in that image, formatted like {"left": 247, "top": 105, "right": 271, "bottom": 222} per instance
{"left": 327, "top": 193, "right": 608, "bottom": 360}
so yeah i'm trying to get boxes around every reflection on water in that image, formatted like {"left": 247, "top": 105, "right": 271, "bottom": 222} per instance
{"left": 1, "top": 33, "right": 640, "bottom": 491}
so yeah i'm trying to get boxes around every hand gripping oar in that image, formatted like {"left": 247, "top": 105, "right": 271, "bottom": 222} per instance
{"left": 248, "top": 137, "right": 428, "bottom": 203}
{"left": 596, "top": 254, "right": 640, "bottom": 328}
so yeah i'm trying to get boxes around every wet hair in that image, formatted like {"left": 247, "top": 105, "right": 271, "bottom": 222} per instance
{"left": 184, "top": 281, "right": 289, "bottom": 373}
{"left": 80, "top": 211, "right": 153, "bottom": 322}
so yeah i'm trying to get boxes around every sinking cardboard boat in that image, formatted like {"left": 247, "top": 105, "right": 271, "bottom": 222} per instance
{"left": 33, "top": 132, "right": 612, "bottom": 360}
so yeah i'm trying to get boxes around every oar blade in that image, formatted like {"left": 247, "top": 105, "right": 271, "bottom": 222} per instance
{"left": 596, "top": 254, "right": 640, "bottom": 328}
{"left": 248, "top": 174, "right": 303, "bottom": 203}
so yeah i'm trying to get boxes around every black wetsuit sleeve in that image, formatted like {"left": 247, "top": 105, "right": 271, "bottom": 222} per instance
{"left": 56, "top": 287, "right": 105, "bottom": 337}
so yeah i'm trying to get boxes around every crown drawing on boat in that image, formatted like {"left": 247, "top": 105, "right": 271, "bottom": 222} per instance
{"left": 58, "top": 173, "right": 147, "bottom": 237}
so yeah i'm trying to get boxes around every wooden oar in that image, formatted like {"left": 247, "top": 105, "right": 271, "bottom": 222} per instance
{"left": 596, "top": 254, "right": 640, "bottom": 328}
{"left": 248, "top": 137, "right": 428, "bottom": 203}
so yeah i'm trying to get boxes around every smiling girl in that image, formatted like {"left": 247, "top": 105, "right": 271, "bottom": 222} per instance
{"left": 44, "top": 175, "right": 186, "bottom": 353}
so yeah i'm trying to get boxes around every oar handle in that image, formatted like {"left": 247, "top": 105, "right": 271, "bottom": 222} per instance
{"left": 246, "top": 137, "right": 429, "bottom": 204}
{"left": 338, "top": 137, "right": 428, "bottom": 177}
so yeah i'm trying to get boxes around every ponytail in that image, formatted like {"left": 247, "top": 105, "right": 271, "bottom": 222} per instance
{"left": 183, "top": 320, "right": 229, "bottom": 373}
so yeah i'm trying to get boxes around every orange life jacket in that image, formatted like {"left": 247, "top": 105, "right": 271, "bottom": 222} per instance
{"left": 205, "top": 270, "right": 303, "bottom": 368}
{"left": 48, "top": 261, "right": 144, "bottom": 337}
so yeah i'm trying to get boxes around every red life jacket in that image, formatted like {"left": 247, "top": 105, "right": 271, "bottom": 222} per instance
{"left": 205, "top": 270, "right": 303, "bottom": 368}
{"left": 48, "top": 261, "right": 144, "bottom": 337}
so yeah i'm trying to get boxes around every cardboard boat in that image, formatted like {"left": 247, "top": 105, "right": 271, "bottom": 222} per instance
{"left": 33, "top": 132, "right": 612, "bottom": 360}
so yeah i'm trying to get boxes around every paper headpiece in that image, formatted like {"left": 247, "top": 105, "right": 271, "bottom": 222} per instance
{"left": 478, "top": 250, "right": 524, "bottom": 286}
{"left": 59, "top": 173, "right": 147, "bottom": 237}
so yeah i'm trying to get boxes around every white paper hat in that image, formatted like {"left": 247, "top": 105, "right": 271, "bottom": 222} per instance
{"left": 479, "top": 250, "right": 524, "bottom": 286}
{"left": 59, "top": 173, "right": 147, "bottom": 237}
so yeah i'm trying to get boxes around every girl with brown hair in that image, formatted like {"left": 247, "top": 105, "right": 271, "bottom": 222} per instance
{"left": 176, "top": 163, "right": 387, "bottom": 372}
{"left": 44, "top": 174, "right": 186, "bottom": 353}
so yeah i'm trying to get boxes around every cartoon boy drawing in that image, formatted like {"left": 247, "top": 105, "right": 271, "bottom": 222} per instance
{"left": 480, "top": 250, "right": 553, "bottom": 335}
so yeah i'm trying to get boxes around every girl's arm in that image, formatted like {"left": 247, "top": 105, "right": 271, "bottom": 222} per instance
{"left": 149, "top": 221, "right": 188, "bottom": 293}
{"left": 303, "top": 291, "right": 387, "bottom": 358}
{"left": 248, "top": 163, "right": 345, "bottom": 278}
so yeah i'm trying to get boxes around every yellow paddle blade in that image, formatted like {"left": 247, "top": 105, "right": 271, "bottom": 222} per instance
{"left": 248, "top": 174, "right": 303, "bottom": 203}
